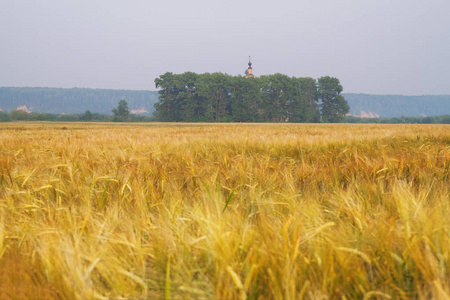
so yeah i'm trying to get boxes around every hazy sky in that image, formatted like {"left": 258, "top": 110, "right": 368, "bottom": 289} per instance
{"left": 1, "top": 0, "right": 450, "bottom": 95}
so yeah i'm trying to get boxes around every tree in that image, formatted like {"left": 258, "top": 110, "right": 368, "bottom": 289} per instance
{"left": 10, "top": 109, "right": 29, "bottom": 121}
{"left": 0, "top": 111, "right": 11, "bottom": 122}
{"left": 318, "top": 76, "right": 349, "bottom": 122}
{"left": 83, "top": 110, "right": 92, "bottom": 121}
{"left": 259, "top": 74, "right": 293, "bottom": 122}
{"left": 231, "top": 76, "right": 261, "bottom": 122}
{"left": 441, "top": 115, "right": 450, "bottom": 124}
{"left": 196, "top": 73, "right": 233, "bottom": 121}
{"left": 154, "top": 72, "right": 182, "bottom": 121}
{"left": 290, "top": 77, "right": 320, "bottom": 122}
{"left": 112, "top": 100, "right": 130, "bottom": 122}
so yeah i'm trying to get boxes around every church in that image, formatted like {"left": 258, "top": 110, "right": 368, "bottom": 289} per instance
{"left": 245, "top": 56, "right": 255, "bottom": 78}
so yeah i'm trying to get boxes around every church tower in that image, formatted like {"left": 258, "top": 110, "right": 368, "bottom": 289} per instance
{"left": 245, "top": 56, "right": 254, "bottom": 78}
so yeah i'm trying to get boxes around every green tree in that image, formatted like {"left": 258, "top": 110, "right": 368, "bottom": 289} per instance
{"left": 259, "top": 74, "right": 293, "bottom": 122}
{"left": 318, "top": 76, "right": 349, "bottom": 122}
{"left": 196, "top": 73, "right": 232, "bottom": 121}
{"left": 83, "top": 110, "right": 92, "bottom": 121}
{"left": 154, "top": 72, "right": 183, "bottom": 121}
{"left": 0, "top": 111, "right": 11, "bottom": 122}
{"left": 177, "top": 72, "right": 202, "bottom": 121}
{"left": 112, "top": 100, "right": 130, "bottom": 122}
{"left": 290, "top": 77, "right": 319, "bottom": 122}
{"left": 441, "top": 115, "right": 450, "bottom": 124}
{"left": 231, "top": 76, "right": 261, "bottom": 122}
{"left": 10, "top": 109, "right": 29, "bottom": 121}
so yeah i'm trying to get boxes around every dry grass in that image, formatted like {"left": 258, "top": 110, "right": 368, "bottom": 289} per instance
{"left": 0, "top": 123, "right": 449, "bottom": 299}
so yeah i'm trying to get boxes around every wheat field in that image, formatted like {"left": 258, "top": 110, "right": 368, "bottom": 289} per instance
{"left": 0, "top": 123, "right": 449, "bottom": 299}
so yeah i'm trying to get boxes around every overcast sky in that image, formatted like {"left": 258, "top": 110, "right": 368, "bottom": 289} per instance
{"left": 1, "top": 0, "right": 450, "bottom": 95}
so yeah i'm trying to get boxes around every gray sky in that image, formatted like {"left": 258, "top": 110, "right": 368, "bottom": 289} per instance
{"left": 1, "top": 0, "right": 450, "bottom": 95}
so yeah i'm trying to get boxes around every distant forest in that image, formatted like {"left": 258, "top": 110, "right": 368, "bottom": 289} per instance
{"left": 0, "top": 87, "right": 158, "bottom": 115}
{"left": 344, "top": 93, "right": 450, "bottom": 118}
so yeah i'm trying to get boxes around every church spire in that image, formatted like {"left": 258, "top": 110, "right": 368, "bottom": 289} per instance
{"left": 245, "top": 56, "right": 254, "bottom": 78}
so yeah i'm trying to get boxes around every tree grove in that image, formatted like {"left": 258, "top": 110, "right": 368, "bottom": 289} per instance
{"left": 154, "top": 72, "right": 349, "bottom": 122}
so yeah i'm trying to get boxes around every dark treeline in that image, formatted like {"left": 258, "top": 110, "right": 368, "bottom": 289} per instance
{"left": 0, "top": 110, "right": 155, "bottom": 122}
{"left": 1, "top": 109, "right": 448, "bottom": 124}
{"left": 153, "top": 72, "right": 349, "bottom": 122}
{"left": 344, "top": 114, "right": 450, "bottom": 124}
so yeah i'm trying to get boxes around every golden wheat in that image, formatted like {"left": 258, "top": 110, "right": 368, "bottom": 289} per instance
{"left": 0, "top": 123, "right": 449, "bottom": 299}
